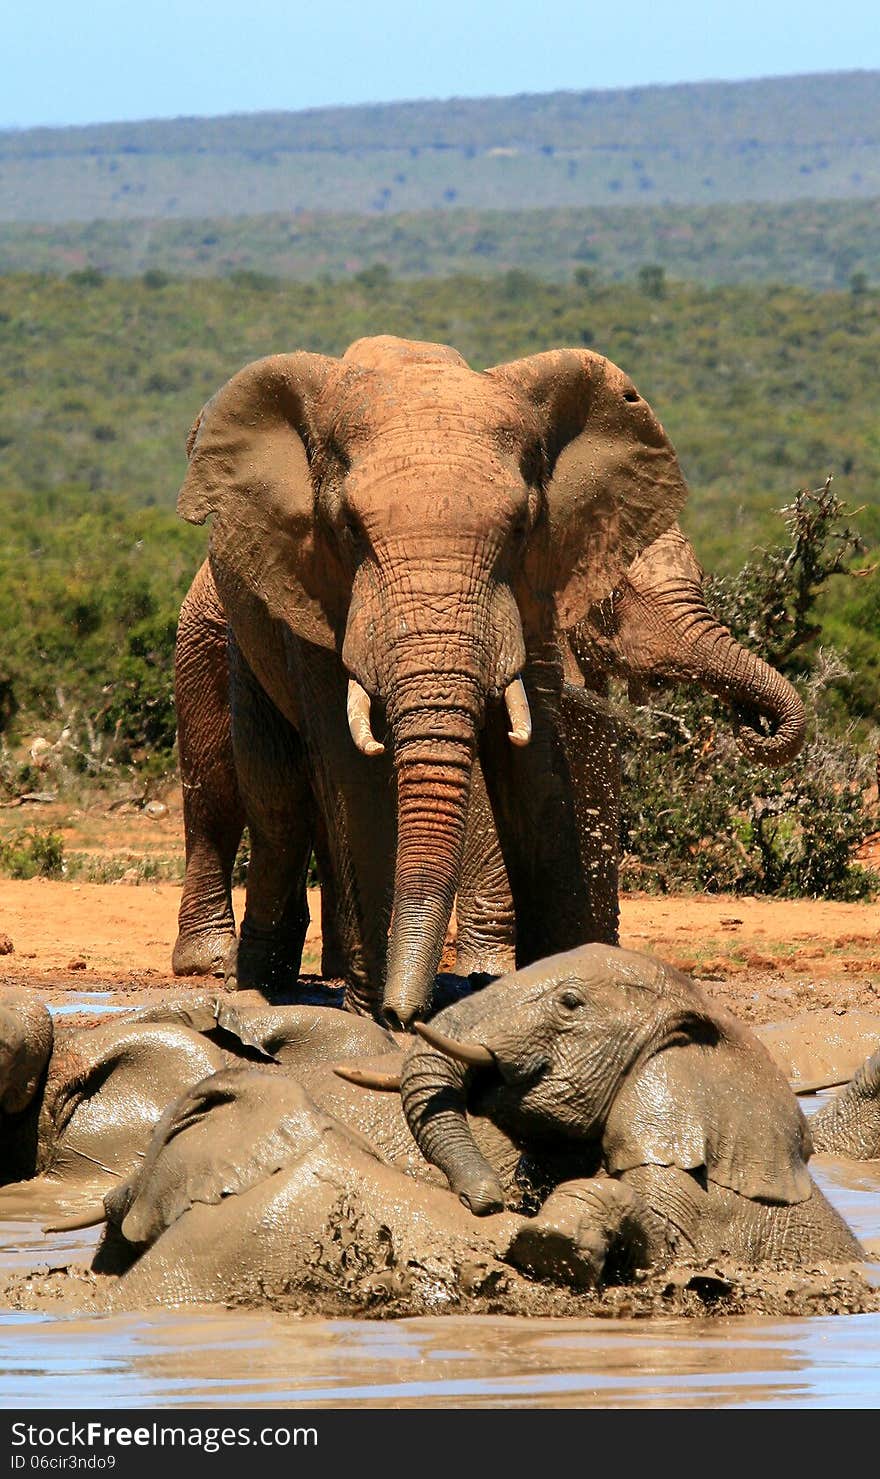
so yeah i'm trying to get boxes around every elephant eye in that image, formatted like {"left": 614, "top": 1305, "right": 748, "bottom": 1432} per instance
{"left": 623, "top": 389, "right": 640, "bottom": 403}
{"left": 559, "top": 989, "right": 583, "bottom": 1011}
{"left": 337, "top": 511, "right": 362, "bottom": 548}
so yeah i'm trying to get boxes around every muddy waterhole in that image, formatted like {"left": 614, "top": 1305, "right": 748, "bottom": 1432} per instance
{"left": 1, "top": 1079, "right": 877, "bottom": 1409}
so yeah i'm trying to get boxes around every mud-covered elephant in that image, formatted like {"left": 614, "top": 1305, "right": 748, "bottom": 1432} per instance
{"left": 394, "top": 944, "right": 863, "bottom": 1273}
{"left": 172, "top": 334, "right": 693, "bottom": 1025}
{"left": 0, "top": 990, "right": 397, "bottom": 1199}
{"left": 64, "top": 945, "right": 867, "bottom": 1312}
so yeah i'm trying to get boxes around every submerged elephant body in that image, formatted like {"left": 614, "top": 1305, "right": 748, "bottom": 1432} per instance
{"left": 0, "top": 991, "right": 398, "bottom": 1198}
{"left": 71, "top": 946, "right": 873, "bottom": 1311}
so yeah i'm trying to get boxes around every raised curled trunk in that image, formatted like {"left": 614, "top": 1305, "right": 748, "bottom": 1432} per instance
{"left": 686, "top": 617, "right": 806, "bottom": 765}
{"left": 380, "top": 668, "right": 481, "bottom": 1030}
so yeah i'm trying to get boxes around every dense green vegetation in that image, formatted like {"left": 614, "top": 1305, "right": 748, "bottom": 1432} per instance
{"left": 3, "top": 72, "right": 879, "bottom": 222}
{"left": 3, "top": 197, "right": 878, "bottom": 289}
{"left": 0, "top": 484, "right": 200, "bottom": 779}
{"left": 3, "top": 267, "right": 879, "bottom": 571}
{"left": 622, "top": 484, "right": 877, "bottom": 900}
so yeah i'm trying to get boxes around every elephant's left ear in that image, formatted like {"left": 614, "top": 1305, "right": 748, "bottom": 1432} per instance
{"left": 487, "top": 350, "right": 689, "bottom": 629}
{"left": 114, "top": 1067, "right": 358, "bottom": 1249}
{"left": 603, "top": 1020, "right": 814, "bottom": 1205}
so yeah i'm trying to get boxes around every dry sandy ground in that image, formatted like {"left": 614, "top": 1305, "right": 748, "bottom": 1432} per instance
{"left": 1, "top": 791, "right": 879, "bottom": 1020}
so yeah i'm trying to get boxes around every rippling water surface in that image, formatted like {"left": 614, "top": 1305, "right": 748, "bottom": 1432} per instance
{"left": 1, "top": 1094, "right": 878, "bottom": 1408}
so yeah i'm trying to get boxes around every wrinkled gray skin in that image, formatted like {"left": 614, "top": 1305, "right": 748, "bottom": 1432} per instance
{"left": 810, "top": 1050, "right": 880, "bottom": 1160}
{"left": 0, "top": 991, "right": 396, "bottom": 1195}
{"left": 174, "top": 522, "right": 806, "bottom": 989}
{"left": 399, "top": 945, "right": 864, "bottom": 1274}
{"left": 95, "top": 1069, "right": 529, "bottom": 1311}
{"left": 81, "top": 946, "right": 874, "bottom": 1309}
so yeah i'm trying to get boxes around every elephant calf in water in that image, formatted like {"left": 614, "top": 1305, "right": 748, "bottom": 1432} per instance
{"left": 72, "top": 946, "right": 876, "bottom": 1309}
{"left": 0, "top": 991, "right": 397, "bottom": 1198}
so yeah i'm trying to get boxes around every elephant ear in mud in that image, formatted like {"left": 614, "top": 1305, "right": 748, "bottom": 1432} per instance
{"left": 177, "top": 352, "right": 343, "bottom": 651}
{"left": 487, "top": 350, "right": 689, "bottom": 630}
{"left": 0, "top": 994, "right": 53, "bottom": 1114}
{"left": 104, "top": 1067, "right": 382, "bottom": 1250}
{"left": 603, "top": 1011, "right": 814, "bottom": 1204}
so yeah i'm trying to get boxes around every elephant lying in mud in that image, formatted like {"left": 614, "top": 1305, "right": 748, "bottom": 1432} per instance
{"left": 0, "top": 990, "right": 396, "bottom": 1196}
{"left": 174, "top": 520, "right": 806, "bottom": 991}
{"left": 42, "top": 945, "right": 877, "bottom": 1312}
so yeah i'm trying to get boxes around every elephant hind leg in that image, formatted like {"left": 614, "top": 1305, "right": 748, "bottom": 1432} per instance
{"left": 173, "top": 562, "right": 243, "bottom": 977}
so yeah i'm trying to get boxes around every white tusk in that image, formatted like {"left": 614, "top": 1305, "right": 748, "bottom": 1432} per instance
{"left": 347, "top": 678, "right": 385, "bottom": 756}
{"left": 504, "top": 677, "right": 532, "bottom": 747}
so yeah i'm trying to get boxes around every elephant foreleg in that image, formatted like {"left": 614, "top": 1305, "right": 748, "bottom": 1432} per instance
{"left": 173, "top": 562, "right": 244, "bottom": 977}
{"left": 285, "top": 643, "right": 396, "bottom": 1017}
{"left": 454, "top": 759, "right": 516, "bottom": 979}
{"left": 310, "top": 815, "right": 347, "bottom": 982}
{"left": 478, "top": 648, "right": 602, "bottom": 968}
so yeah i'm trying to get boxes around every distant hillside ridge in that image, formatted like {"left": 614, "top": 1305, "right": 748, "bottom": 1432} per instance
{"left": 3, "top": 198, "right": 877, "bottom": 288}
{"left": 2, "top": 70, "right": 879, "bottom": 222}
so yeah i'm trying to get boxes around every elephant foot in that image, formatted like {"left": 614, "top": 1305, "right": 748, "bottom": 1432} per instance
{"left": 172, "top": 926, "right": 235, "bottom": 978}
{"left": 505, "top": 1177, "right": 656, "bottom": 1290}
{"left": 226, "top": 927, "right": 303, "bottom": 999}
{"left": 453, "top": 943, "right": 515, "bottom": 979}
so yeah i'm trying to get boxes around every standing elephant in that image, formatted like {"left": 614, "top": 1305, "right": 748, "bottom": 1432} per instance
{"left": 173, "top": 518, "right": 805, "bottom": 995}
{"left": 172, "top": 334, "right": 690, "bottom": 1025}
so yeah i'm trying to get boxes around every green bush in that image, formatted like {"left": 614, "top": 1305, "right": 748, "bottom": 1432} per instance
{"left": 620, "top": 485, "right": 878, "bottom": 900}
{"left": 101, "top": 610, "right": 179, "bottom": 768}
{"left": 0, "top": 827, "right": 65, "bottom": 879}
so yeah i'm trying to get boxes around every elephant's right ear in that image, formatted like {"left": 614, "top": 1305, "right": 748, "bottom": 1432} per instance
{"left": 178, "top": 352, "right": 343, "bottom": 651}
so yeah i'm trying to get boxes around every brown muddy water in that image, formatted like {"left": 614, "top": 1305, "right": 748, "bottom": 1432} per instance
{"left": 1, "top": 1047, "right": 878, "bottom": 1408}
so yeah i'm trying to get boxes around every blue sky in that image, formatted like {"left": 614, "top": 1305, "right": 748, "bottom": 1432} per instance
{"left": 4, "top": 0, "right": 879, "bottom": 129}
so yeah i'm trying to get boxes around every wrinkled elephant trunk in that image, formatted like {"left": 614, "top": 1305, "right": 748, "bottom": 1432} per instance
{"left": 691, "top": 620, "right": 806, "bottom": 765}
{"left": 400, "top": 1014, "right": 505, "bottom": 1212}
{"left": 381, "top": 676, "right": 481, "bottom": 1029}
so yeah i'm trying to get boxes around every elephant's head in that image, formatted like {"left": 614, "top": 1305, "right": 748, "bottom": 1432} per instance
{"left": 178, "top": 336, "right": 689, "bottom": 1025}
{"left": 0, "top": 993, "right": 53, "bottom": 1115}
{"left": 401, "top": 943, "right": 812, "bottom": 1214}
{"left": 570, "top": 524, "right": 805, "bottom": 765}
